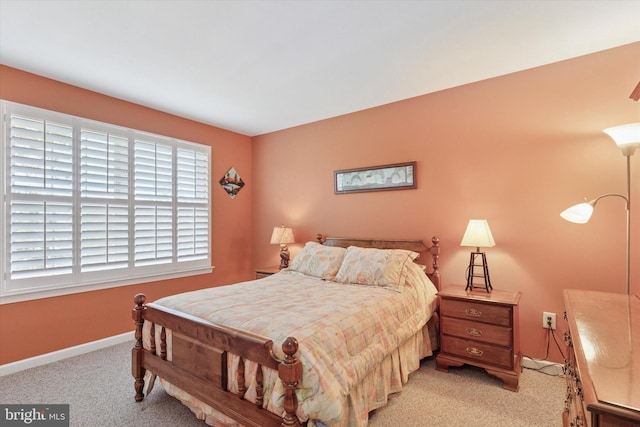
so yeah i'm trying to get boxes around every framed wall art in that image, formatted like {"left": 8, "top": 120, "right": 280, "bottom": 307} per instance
{"left": 334, "top": 161, "right": 416, "bottom": 194}
{"left": 219, "top": 167, "right": 245, "bottom": 198}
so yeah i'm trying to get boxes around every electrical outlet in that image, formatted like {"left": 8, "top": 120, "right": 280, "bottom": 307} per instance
{"left": 543, "top": 312, "right": 556, "bottom": 330}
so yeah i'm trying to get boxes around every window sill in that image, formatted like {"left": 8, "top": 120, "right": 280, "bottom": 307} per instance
{"left": 0, "top": 266, "right": 214, "bottom": 305}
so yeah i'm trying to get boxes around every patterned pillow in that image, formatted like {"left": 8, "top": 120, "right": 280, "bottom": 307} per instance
{"left": 334, "top": 246, "right": 419, "bottom": 288}
{"left": 287, "top": 242, "right": 347, "bottom": 280}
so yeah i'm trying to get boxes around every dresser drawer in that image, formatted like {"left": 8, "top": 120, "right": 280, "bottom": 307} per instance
{"left": 441, "top": 335, "right": 514, "bottom": 369}
{"left": 441, "top": 316, "right": 512, "bottom": 347}
{"left": 441, "top": 299, "right": 512, "bottom": 327}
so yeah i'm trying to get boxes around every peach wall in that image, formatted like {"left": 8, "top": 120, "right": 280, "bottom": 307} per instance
{"left": 0, "top": 66, "right": 254, "bottom": 364}
{"left": 252, "top": 42, "right": 640, "bottom": 363}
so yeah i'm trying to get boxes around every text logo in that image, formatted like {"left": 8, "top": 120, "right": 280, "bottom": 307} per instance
{"left": 0, "top": 405, "right": 69, "bottom": 426}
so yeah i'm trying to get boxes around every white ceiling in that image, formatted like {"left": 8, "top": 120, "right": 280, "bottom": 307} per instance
{"left": 1, "top": 0, "right": 639, "bottom": 136}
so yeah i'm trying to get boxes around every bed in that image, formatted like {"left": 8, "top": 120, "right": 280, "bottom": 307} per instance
{"left": 132, "top": 234, "right": 441, "bottom": 427}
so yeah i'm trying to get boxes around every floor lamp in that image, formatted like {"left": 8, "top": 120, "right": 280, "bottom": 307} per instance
{"left": 560, "top": 115, "right": 640, "bottom": 295}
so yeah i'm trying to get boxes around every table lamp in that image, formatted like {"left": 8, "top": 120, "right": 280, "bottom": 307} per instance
{"left": 460, "top": 219, "right": 495, "bottom": 292}
{"left": 270, "top": 226, "right": 295, "bottom": 269}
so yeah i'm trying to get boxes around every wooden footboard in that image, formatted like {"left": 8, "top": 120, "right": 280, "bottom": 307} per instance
{"left": 132, "top": 293, "right": 303, "bottom": 427}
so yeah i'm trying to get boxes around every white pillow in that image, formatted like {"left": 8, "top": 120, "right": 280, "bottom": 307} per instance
{"left": 334, "top": 246, "right": 419, "bottom": 288}
{"left": 404, "top": 260, "right": 438, "bottom": 298}
{"left": 287, "top": 242, "right": 346, "bottom": 280}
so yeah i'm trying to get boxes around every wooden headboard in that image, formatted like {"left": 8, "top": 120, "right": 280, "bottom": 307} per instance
{"left": 316, "top": 234, "right": 441, "bottom": 290}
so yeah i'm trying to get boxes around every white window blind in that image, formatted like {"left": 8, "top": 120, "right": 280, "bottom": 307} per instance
{"left": 134, "top": 139, "right": 173, "bottom": 266}
{"left": 177, "top": 149, "right": 209, "bottom": 261}
{"left": 80, "top": 128, "right": 130, "bottom": 272}
{"left": 8, "top": 114, "right": 74, "bottom": 281}
{"left": 1, "top": 101, "right": 212, "bottom": 301}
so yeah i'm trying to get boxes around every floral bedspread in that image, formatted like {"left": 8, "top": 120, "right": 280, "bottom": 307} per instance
{"left": 147, "top": 265, "right": 438, "bottom": 426}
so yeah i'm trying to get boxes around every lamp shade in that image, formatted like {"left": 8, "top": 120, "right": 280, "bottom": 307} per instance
{"left": 603, "top": 123, "right": 640, "bottom": 156}
{"left": 270, "top": 226, "right": 295, "bottom": 245}
{"left": 560, "top": 201, "right": 595, "bottom": 224}
{"left": 460, "top": 219, "right": 495, "bottom": 248}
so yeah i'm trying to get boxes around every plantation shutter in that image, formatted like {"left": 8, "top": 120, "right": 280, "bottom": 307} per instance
{"left": 2, "top": 101, "right": 212, "bottom": 299}
{"left": 177, "top": 149, "right": 209, "bottom": 261}
{"left": 134, "top": 139, "right": 174, "bottom": 266}
{"left": 8, "top": 114, "right": 74, "bottom": 280}
{"left": 80, "top": 129, "right": 130, "bottom": 272}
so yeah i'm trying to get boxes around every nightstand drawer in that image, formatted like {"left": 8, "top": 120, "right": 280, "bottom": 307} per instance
{"left": 441, "top": 316, "right": 512, "bottom": 347}
{"left": 441, "top": 299, "right": 512, "bottom": 327}
{"left": 441, "top": 336, "right": 514, "bottom": 369}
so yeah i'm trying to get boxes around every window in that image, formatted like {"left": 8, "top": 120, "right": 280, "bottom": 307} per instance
{"left": 1, "top": 101, "right": 212, "bottom": 302}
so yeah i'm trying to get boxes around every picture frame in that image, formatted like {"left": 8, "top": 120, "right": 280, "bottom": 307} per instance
{"left": 334, "top": 161, "right": 416, "bottom": 194}
{"left": 219, "top": 166, "right": 245, "bottom": 198}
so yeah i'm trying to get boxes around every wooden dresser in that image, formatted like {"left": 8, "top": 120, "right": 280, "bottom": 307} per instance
{"left": 436, "top": 285, "right": 522, "bottom": 391}
{"left": 563, "top": 289, "right": 640, "bottom": 427}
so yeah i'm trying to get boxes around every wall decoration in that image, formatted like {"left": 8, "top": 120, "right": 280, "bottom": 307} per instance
{"left": 219, "top": 167, "right": 245, "bottom": 198}
{"left": 334, "top": 161, "right": 416, "bottom": 194}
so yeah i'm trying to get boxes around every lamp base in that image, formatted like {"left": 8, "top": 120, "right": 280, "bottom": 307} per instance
{"left": 465, "top": 251, "right": 492, "bottom": 293}
{"left": 279, "top": 245, "right": 290, "bottom": 270}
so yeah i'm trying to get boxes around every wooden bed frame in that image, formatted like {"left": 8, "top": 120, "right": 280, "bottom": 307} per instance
{"left": 132, "top": 235, "right": 440, "bottom": 427}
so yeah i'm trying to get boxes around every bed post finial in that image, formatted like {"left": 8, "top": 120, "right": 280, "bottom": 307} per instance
{"left": 132, "top": 293, "right": 147, "bottom": 402}
{"left": 279, "top": 337, "right": 302, "bottom": 427}
{"left": 430, "top": 236, "right": 441, "bottom": 289}
{"left": 316, "top": 233, "right": 325, "bottom": 244}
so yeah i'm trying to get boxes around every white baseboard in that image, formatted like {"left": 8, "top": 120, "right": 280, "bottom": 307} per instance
{"left": 522, "top": 356, "right": 564, "bottom": 376}
{"left": 0, "top": 331, "right": 133, "bottom": 377}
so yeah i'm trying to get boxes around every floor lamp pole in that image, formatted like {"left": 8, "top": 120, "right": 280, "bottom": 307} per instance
{"left": 625, "top": 154, "right": 631, "bottom": 295}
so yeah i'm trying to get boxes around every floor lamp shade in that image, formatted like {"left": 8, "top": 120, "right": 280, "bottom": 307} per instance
{"left": 603, "top": 122, "right": 640, "bottom": 156}
{"left": 560, "top": 201, "right": 596, "bottom": 224}
{"left": 460, "top": 219, "right": 495, "bottom": 292}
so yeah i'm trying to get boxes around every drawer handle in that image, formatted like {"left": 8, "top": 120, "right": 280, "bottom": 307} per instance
{"left": 465, "top": 328, "right": 483, "bottom": 337}
{"left": 464, "top": 308, "right": 482, "bottom": 317}
{"left": 465, "top": 347, "right": 484, "bottom": 357}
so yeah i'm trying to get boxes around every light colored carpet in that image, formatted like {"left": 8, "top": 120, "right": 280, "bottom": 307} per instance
{"left": 369, "top": 358, "right": 564, "bottom": 427}
{"left": 0, "top": 342, "right": 564, "bottom": 426}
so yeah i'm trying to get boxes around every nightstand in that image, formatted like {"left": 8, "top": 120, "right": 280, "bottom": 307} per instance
{"left": 255, "top": 266, "right": 280, "bottom": 279}
{"left": 436, "top": 284, "right": 522, "bottom": 391}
